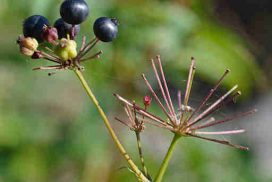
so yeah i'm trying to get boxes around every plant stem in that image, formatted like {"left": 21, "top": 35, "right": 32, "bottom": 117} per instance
{"left": 135, "top": 131, "right": 148, "bottom": 176}
{"left": 154, "top": 134, "right": 180, "bottom": 182}
{"left": 74, "top": 69, "right": 150, "bottom": 182}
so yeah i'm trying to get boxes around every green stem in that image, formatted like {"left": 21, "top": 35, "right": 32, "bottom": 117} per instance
{"left": 135, "top": 132, "right": 148, "bottom": 176}
{"left": 154, "top": 134, "right": 181, "bottom": 182}
{"left": 74, "top": 69, "right": 149, "bottom": 182}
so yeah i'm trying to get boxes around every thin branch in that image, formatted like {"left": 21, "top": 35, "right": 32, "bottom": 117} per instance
{"left": 187, "top": 69, "right": 230, "bottom": 122}
{"left": 124, "top": 105, "right": 134, "bottom": 125}
{"left": 191, "top": 109, "right": 257, "bottom": 130}
{"left": 190, "top": 91, "right": 242, "bottom": 124}
{"left": 188, "top": 133, "right": 249, "bottom": 150}
{"left": 114, "top": 94, "right": 171, "bottom": 127}
{"left": 188, "top": 85, "right": 238, "bottom": 127}
{"left": 156, "top": 55, "right": 177, "bottom": 120}
{"left": 135, "top": 115, "right": 175, "bottom": 131}
{"left": 80, "top": 36, "right": 86, "bottom": 51}
{"left": 80, "top": 50, "right": 103, "bottom": 62}
{"left": 178, "top": 90, "right": 182, "bottom": 112}
{"left": 133, "top": 101, "right": 140, "bottom": 126}
{"left": 177, "top": 90, "right": 182, "bottom": 125}
{"left": 194, "top": 129, "right": 245, "bottom": 135}
{"left": 150, "top": 59, "right": 174, "bottom": 117}
{"left": 32, "top": 65, "right": 62, "bottom": 70}
{"left": 76, "top": 37, "right": 97, "bottom": 61}
{"left": 79, "top": 38, "right": 99, "bottom": 60}
{"left": 142, "top": 74, "right": 174, "bottom": 125}
{"left": 183, "top": 57, "right": 196, "bottom": 107}
{"left": 192, "top": 117, "right": 215, "bottom": 128}
{"left": 38, "top": 51, "right": 61, "bottom": 63}
{"left": 115, "top": 117, "right": 132, "bottom": 129}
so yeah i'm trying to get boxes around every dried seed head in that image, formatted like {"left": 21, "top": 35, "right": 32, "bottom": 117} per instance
{"left": 115, "top": 55, "right": 255, "bottom": 151}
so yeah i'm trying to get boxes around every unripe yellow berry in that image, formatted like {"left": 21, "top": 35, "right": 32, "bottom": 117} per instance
{"left": 55, "top": 38, "right": 77, "bottom": 61}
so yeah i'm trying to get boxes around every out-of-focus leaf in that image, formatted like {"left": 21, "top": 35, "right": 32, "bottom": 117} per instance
{"left": 175, "top": 22, "right": 265, "bottom": 97}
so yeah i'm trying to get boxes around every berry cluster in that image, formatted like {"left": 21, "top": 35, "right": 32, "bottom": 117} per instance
{"left": 17, "top": 0, "right": 118, "bottom": 73}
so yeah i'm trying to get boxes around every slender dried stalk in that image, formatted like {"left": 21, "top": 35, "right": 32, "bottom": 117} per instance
{"left": 80, "top": 51, "right": 103, "bottom": 62}
{"left": 142, "top": 74, "right": 174, "bottom": 125}
{"left": 188, "top": 85, "right": 238, "bottom": 127}
{"left": 187, "top": 69, "right": 230, "bottom": 122}
{"left": 194, "top": 129, "right": 245, "bottom": 135}
{"left": 154, "top": 56, "right": 177, "bottom": 120}
{"left": 183, "top": 58, "right": 196, "bottom": 107}
{"left": 191, "top": 109, "right": 257, "bottom": 130}
{"left": 188, "top": 133, "right": 249, "bottom": 150}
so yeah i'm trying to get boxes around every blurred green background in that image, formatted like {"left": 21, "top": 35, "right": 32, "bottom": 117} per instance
{"left": 0, "top": 0, "right": 271, "bottom": 181}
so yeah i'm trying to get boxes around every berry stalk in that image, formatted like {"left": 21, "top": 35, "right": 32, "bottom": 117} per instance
{"left": 74, "top": 69, "right": 150, "bottom": 182}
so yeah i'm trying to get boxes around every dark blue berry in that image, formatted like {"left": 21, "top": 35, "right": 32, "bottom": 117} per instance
{"left": 60, "top": 0, "right": 89, "bottom": 25}
{"left": 93, "top": 17, "right": 118, "bottom": 42}
{"left": 54, "top": 18, "right": 80, "bottom": 39}
{"left": 23, "top": 15, "right": 50, "bottom": 42}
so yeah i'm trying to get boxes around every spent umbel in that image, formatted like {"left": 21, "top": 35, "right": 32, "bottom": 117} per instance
{"left": 115, "top": 55, "right": 256, "bottom": 151}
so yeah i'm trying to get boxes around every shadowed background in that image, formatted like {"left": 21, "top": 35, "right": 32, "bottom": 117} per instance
{"left": 0, "top": 0, "right": 271, "bottom": 181}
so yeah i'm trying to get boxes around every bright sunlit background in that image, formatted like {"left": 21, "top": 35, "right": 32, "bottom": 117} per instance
{"left": 0, "top": 0, "right": 271, "bottom": 181}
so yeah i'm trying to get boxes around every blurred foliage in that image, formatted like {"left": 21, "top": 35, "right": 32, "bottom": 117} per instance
{"left": 0, "top": 0, "right": 270, "bottom": 181}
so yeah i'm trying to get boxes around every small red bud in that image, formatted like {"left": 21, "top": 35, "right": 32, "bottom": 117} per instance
{"left": 143, "top": 95, "right": 152, "bottom": 107}
{"left": 42, "top": 26, "right": 58, "bottom": 43}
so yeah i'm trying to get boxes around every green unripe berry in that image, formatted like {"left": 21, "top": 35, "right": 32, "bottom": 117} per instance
{"left": 55, "top": 38, "right": 77, "bottom": 61}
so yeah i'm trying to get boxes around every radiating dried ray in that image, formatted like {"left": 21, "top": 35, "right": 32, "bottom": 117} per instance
{"left": 135, "top": 115, "right": 174, "bottom": 131}
{"left": 187, "top": 69, "right": 230, "bottom": 122}
{"left": 188, "top": 85, "right": 238, "bottom": 127}
{"left": 191, "top": 109, "right": 257, "bottom": 130}
{"left": 188, "top": 133, "right": 249, "bottom": 150}
{"left": 115, "top": 117, "right": 132, "bottom": 129}
{"left": 80, "top": 36, "right": 86, "bottom": 51}
{"left": 114, "top": 94, "right": 169, "bottom": 126}
{"left": 33, "top": 65, "right": 62, "bottom": 70}
{"left": 156, "top": 56, "right": 177, "bottom": 121}
{"left": 195, "top": 129, "right": 245, "bottom": 135}
{"left": 178, "top": 90, "right": 182, "bottom": 112}
{"left": 142, "top": 74, "right": 174, "bottom": 124}
{"left": 80, "top": 50, "right": 103, "bottom": 62}
{"left": 124, "top": 105, "right": 134, "bottom": 124}
{"left": 183, "top": 58, "right": 196, "bottom": 107}
{"left": 150, "top": 59, "right": 174, "bottom": 117}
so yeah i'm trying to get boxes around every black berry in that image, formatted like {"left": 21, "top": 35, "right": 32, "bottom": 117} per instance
{"left": 93, "top": 17, "right": 118, "bottom": 42}
{"left": 23, "top": 15, "right": 50, "bottom": 42}
{"left": 54, "top": 18, "right": 80, "bottom": 39}
{"left": 60, "top": 0, "right": 89, "bottom": 25}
